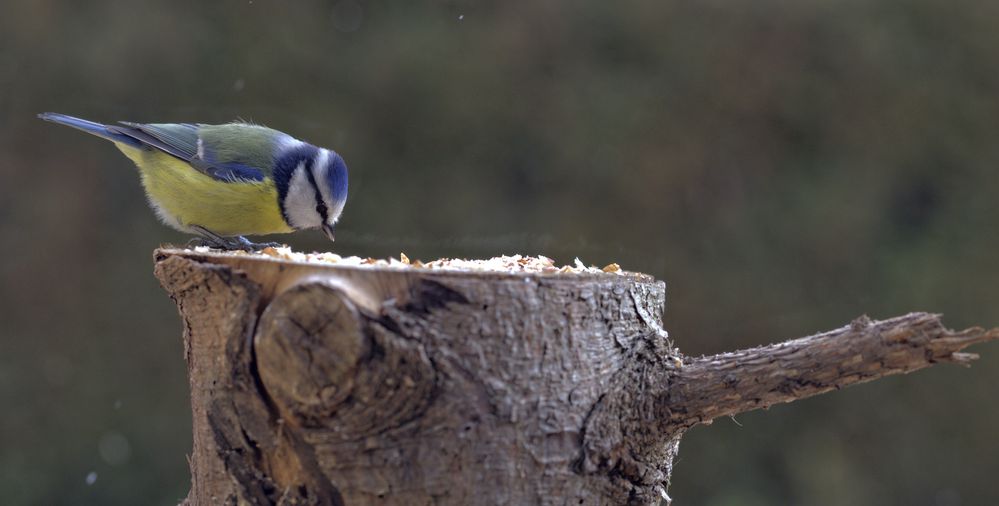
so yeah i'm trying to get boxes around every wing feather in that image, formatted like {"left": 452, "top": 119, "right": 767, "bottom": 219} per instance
{"left": 110, "top": 122, "right": 266, "bottom": 182}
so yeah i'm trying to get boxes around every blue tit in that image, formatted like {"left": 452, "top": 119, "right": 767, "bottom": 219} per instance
{"left": 38, "top": 112, "right": 348, "bottom": 250}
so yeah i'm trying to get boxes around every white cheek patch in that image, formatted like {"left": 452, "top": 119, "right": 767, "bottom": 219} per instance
{"left": 283, "top": 162, "right": 322, "bottom": 229}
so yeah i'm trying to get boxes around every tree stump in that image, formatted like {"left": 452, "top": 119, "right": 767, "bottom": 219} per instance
{"left": 153, "top": 248, "right": 999, "bottom": 506}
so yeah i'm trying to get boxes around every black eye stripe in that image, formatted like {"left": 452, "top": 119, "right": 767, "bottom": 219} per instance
{"left": 304, "top": 166, "right": 329, "bottom": 222}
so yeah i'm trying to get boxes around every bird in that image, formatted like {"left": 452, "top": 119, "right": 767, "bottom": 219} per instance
{"left": 38, "top": 112, "right": 349, "bottom": 251}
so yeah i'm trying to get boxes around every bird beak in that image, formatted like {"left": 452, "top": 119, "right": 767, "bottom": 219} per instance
{"left": 321, "top": 223, "right": 336, "bottom": 242}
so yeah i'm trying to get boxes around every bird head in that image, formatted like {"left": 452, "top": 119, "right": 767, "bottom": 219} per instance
{"left": 276, "top": 145, "right": 349, "bottom": 241}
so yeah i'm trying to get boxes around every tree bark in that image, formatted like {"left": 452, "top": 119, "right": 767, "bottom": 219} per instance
{"left": 153, "top": 248, "right": 999, "bottom": 506}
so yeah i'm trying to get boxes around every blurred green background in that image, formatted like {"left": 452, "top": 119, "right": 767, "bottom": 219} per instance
{"left": 2, "top": 0, "right": 997, "bottom": 504}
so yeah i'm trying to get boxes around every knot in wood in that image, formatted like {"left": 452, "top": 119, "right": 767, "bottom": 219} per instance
{"left": 254, "top": 281, "right": 438, "bottom": 436}
{"left": 255, "top": 283, "right": 370, "bottom": 423}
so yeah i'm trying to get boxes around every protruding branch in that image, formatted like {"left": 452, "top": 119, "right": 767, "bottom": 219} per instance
{"left": 578, "top": 312, "right": 999, "bottom": 503}
{"left": 666, "top": 312, "right": 999, "bottom": 428}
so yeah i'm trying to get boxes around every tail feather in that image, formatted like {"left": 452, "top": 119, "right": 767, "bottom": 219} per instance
{"left": 38, "top": 112, "right": 143, "bottom": 148}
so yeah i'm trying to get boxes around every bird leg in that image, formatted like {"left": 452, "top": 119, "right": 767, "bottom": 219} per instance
{"left": 188, "top": 225, "right": 284, "bottom": 252}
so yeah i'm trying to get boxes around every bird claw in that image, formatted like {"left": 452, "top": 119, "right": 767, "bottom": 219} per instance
{"left": 235, "top": 237, "right": 285, "bottom": 252}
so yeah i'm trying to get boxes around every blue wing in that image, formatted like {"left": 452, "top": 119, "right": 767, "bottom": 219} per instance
{"left": 111, "top": 122, "right": 266, "bottom": 182}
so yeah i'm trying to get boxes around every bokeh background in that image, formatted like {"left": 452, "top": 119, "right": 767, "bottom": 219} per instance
{"left": 2, "top": 0, "right": 998, "bottom": 504}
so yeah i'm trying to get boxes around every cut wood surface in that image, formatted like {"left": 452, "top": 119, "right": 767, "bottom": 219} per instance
{"left": 153, "top": 248, "right": 999, "bottom": 506}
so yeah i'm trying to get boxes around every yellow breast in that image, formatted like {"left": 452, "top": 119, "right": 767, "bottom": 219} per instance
{"left": 115, "top": 143, "right": 293, "bottom": 236}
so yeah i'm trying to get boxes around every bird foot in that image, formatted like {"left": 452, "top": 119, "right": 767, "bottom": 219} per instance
{"left": 187, "top": 226, "right": 286, "bottom": 252}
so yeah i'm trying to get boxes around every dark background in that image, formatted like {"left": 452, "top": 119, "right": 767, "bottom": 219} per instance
{"left": 2, "top": 1, "right": 998, "bottom": 504}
